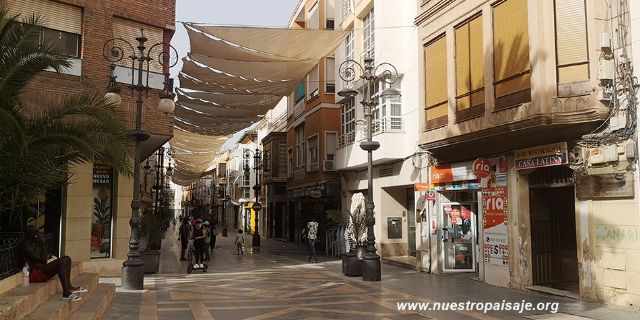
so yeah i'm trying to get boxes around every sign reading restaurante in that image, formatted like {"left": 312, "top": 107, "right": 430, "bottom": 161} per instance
{"left": 514, "top": 142, "right": 568, "bottom": 170}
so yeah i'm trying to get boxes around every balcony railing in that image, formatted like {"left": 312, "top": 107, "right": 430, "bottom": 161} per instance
{"left": 372, "top": 116, "right": 404, "bottom": 135}
{"left": 338, "top": 131, "right": 356, "bottom": 147}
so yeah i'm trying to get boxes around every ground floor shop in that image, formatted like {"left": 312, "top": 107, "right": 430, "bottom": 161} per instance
{"left": 417, "top": 141, "right": 640, "bottom": 311}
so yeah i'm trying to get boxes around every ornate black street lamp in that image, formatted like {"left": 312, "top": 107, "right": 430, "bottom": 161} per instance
{"left": 103, "top": 29, "right": 177, "bottom": 290}
{"left": 243, "top": 148, "right": 262, "bottom": 247}
{"left": 337, "top": 57, "right": 400, "bottom": 282}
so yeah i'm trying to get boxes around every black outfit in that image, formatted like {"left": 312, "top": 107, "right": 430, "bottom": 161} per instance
{"left": 193, "top": 226, "right": 205, "bottom": 265}
{"left": 179, "top": 222, "right": 190, "bottom": 260}
{"left": 210, "top": 227, "right": 217, "bottom": 252}
{"left": 18, "top": 234, "right": 74, "bottom": 297}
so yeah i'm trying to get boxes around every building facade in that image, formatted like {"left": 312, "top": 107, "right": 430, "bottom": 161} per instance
{"left": 334, "top": 0, "right": 424, "bottom": 261}
{"left": 5, "top": 0, "right": 176, "bottom": 274}
{"left": 417, "top": 0, "right": 640, "bottom": 310}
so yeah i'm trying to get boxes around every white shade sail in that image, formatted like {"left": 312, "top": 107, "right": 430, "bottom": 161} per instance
{"left": 171, "top": 23, "right": 347, "bottom": 185}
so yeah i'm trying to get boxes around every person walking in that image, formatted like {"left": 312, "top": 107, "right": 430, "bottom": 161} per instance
{"left": 210, "top": 224, "right": 217, "bottom": 253}
{"left": 235, "top": 229, "right": 245, "bottom": 255}
{"left": 307, "top": 217, "right": 319, "bottom": 263}
{"left": 178, "top": 218, "right": 190, "bottom": 261}
{"left": 192, "top": 219, "right": 207, "bottom": 268}
{"left": 203, "top": 221, "right": 211, "bottom": 261}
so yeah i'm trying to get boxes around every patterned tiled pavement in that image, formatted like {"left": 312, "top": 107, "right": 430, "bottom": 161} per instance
{"left": 102, "top": 232, "right": 640, "bottom": 320}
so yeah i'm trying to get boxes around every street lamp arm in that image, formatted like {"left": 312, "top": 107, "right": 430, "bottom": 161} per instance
{"left": 338, "top": 59, "right": 364, "bottom": 83}
{"left": 102, "top": 37, "right": 135, "bottom": 64}
{"left": 373, "top": 62, "right": 399, "bottom": 85}
{"left": 145, "top": 42, "right": 179, "bottom": 69}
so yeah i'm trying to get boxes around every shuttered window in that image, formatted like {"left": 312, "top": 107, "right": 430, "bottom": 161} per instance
{"left": 6, "top": 0, "right": 82, "bottom": 34}
{"left": 555, "top": 0, "right": 589, "bottom": 85}
{"left": 112, "top": 18, "right": 164, "bottom": 73}
{"left": 455, "top": 14, "right": 484, "bottom": 121}
{"left": 425, "top": 35, "right": 448, "bottom": 129}
{"left": 493, "top": 0, "right": 531, "bottom": 109}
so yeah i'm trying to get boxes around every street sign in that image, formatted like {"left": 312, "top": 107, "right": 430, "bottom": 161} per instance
{"left": 472, "top": 158, "right": 491, "bottom": 179}
{"left": 426, "top": 190, "right": 436, "bottom": 201}
{"left": 252, "top": 202, "right": 263, "bottom": 212}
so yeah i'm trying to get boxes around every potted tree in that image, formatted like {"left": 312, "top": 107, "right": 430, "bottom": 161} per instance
{"left": 344, "top": 195, "right": 367, "bottom": 276}
{"left": 139, "top": 207, "right": 169, "bottom": 274}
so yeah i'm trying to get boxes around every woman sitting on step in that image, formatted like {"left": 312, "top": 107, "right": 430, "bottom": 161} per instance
{"left": 17, "top": 226, "right": 87, "bottom": 301}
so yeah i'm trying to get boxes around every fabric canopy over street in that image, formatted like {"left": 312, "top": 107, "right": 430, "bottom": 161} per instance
{"left": 170, "top": 23, "right": 347, "bottom": 185}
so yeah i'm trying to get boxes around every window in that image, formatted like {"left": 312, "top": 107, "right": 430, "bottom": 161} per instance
{"left": 345, "top": 31, "right": 355, "bottom": 61}
{"left": 295, "top": 81, "right": 305, "bottom": 103}
{"left": 325, "top": 58, "right": 336, "bottom": 93}
{"left": 325, "top": 132, "right": 337, "bottom": 160}
{"left": 307, "top": 1, "right": 319, "bottom": 29}
{"left": 371, "top": 80, "right": 402, "bottom": 134}
{"left": 113, "top": 18, "right": 164, "bottom": 73}
{"left": 363, "top": 9, "right": 375, "bottom": 58}
{"left": 493, "top": 0, "right": 531, "bottom": 109}
{"left": 307, "top": 135, "right": 319, "bottom": 171}
{"left": 455, "top": 14, "right": 484, "bottom": 121}
{"left": 555, "top": 0, "right": 589, "bottom": 87}
{"left": 307, "top": 65, "right": 319, "bottom": 99}
{"left": 278, "top": 142, "right": 288, "bottom": 178}
{"left": 7, "top": 0, "right": 82, "bottom": 58}
{"left": 340, "top": 98, "right": 356, "bottom": 146}
{"left": 296, "top": 125, "right": 305, "bottom": 168}
{"left": 343, "top": 0, "right": 353, "bottom": 17}
{"left": 287, "top": 148, "right": 294, "bottom": 177}
{"left": 243, "top": 187, "right": 251, "bottom": 199}
{"left": 425, "top": 35, "right": 448, "bottom": 129}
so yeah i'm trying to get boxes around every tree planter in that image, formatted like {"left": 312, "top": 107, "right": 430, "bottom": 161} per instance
{"left": 344, "top": 246, "right": 366, "bottom": 277}
{"left": 141, "top": 250, "right": 160, "bottom": 274}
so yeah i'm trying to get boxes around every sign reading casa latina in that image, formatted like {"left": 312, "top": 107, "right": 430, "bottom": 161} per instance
{"left": 514, "top": 142, "right": 568, "bottom": 170}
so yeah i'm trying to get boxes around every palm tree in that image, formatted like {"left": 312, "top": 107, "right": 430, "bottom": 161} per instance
{"left": 0, "top": 7, "right": 133, "bottom": 217}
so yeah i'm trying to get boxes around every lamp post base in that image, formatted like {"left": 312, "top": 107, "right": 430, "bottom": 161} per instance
{"left": 122, "top": 263, "right": 144, "bottom": 290}
{"left": 362, "top": 254, "right": 381, "bottom": 282}
{"left": 252, "top": 232, "right": 261, "bottom": 247}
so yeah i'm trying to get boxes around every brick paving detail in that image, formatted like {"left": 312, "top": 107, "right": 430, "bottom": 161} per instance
{"left": 102, "top": 232, "right": 640, "bottom": 320}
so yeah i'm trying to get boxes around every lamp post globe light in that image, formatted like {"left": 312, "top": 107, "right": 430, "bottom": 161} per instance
{"left": 243, "top": 148, "right": 262, "bottom": 247}
{"left": 337, "top": 57, "right": 400, "bottom": 282}
{"left": 102, "top": 29, "right": 177, "bottom": 290}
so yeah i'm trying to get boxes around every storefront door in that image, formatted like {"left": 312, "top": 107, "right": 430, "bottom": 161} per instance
{"left": 440, "top": 202, "right": 477, "bottom": 272}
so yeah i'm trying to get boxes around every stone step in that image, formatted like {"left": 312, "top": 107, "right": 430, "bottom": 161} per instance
{"left": 0, "top": 262, "right": 83, "bottom": 320}
{"left": 67, "top": 283, "right": 115, "bottom": 320}
{"left": 22, "top": 273, "right": 99, "bottom": 320}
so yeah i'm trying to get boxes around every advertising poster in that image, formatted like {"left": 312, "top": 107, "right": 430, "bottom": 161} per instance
{"left": 482, "top": 187, "right": 509, "bottom": 266}
{"left": 91, "top": 164, "right": 113, "bottom": 259}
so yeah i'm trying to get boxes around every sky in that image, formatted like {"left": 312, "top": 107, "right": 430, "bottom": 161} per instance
{"left": 170, "top": 0, "right": 300, "bottom": 78}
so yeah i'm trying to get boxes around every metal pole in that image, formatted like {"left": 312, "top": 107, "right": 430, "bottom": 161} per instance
{"left": 361, "top": 58, "right": 381, "bottom": 282}
{"left": 122, "top": 32, "right": 148, "bottom": 290}
{"left": 252, "top": 149, "right": 261, "bottom": 247}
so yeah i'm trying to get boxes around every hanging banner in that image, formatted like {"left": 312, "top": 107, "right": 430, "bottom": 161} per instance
{"left": 482, "top": 187, "right": 509, "bottom": 266}
{"left": 431, "top": 161, "right": 477, "bottom": 184}
{"left": 91, "top": 164, "right": 114, "bottom": 259}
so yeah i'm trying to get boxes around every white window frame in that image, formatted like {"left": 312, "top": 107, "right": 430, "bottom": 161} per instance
{"left": 363, "top": 9, "right": 375, "bottom": 59}
{"left": 343, "top": 0, "right": 353, "bottom": 17}
{"left": 243, "top": 187, "right": 251, "bottom": 199}
{"left": 371, "top": 80, "right": 402, "bottom": 134}
{"left": 307, "top": 64, "right": 320, "bottom": 99}
{"left": 325, "top": 57, "right": 335, "bottom": 94}
{"left": 340, "top": 98, "right": 356, "bottom": 146}
{"left": 307, "top": 133, "right": 320, "bottom": 171}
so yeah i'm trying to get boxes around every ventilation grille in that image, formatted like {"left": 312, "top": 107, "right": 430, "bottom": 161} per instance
{"left": 379, "top": 166, "right": 394, "bottom": 177}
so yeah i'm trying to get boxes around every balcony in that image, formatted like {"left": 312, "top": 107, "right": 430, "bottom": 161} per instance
{"left": 338, "top": 131, "right": 356, "bottom": 148}
{"left": 372, "top": 116, "right": 403, "bottom": 135}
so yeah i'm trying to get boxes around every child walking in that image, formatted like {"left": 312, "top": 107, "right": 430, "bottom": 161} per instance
{"left": 235, "top": 229, "right": 245, "bottom": 255}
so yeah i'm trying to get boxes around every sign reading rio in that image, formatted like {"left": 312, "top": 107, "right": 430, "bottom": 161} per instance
{"left": 472, "top": 158, "right": 491, "bottom": 179}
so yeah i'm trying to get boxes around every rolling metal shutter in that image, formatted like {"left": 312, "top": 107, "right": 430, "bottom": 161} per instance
{"left": 112, "top": 18, "right": 164, "bottom": 73}
{"left": 425, "top": 35, "right": 448, "bottom": 129}
{"left": 493, "top": 0, "right": 530, "bottom": 99}
{"left": 455, "top": 14, "right": 484, "bottom": 112}
{"left": 555, "top": 0, "right": 589, "bottom": 84}
{"left": 6, "top": 0, "right": 82, "bottom": 34}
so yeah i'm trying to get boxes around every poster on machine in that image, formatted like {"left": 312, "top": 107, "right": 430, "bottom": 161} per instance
{"left": 482, "top": 187, "right": 509, "bottom": 266}
{"left": 91, "top": 164, "right": 113, "bottom": 259}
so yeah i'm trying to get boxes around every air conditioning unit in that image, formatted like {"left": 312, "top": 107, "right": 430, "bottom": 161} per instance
{"left": 323, "top": 160, "right": 336, "bottom": 171}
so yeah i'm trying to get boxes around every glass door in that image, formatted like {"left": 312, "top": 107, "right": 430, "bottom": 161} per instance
{"left": 441, "top": 202, "right": 477, "bottom": 272}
